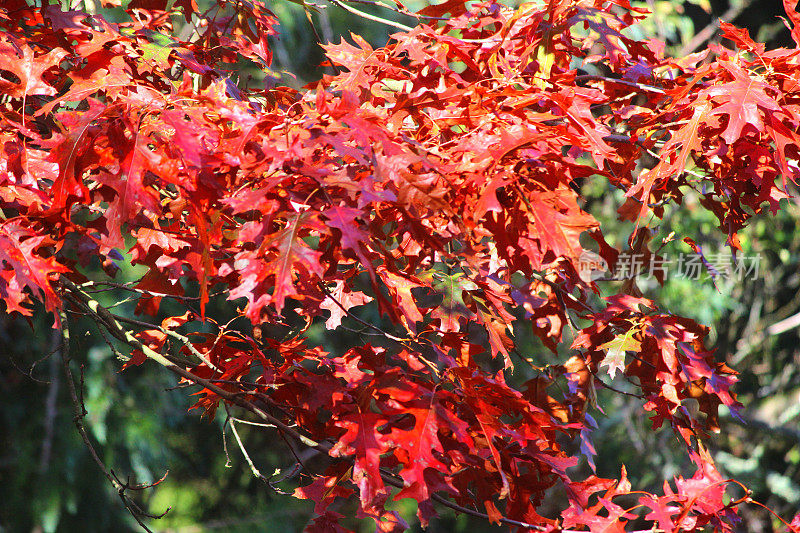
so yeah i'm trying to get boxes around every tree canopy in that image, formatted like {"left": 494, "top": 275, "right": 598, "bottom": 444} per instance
{"left": 2, "top": 0, "right": 800, "bottom": 531}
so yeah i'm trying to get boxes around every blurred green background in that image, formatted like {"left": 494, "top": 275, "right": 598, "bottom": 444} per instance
{"left": 1, "top": 0, "right": 798, "bottom": 531}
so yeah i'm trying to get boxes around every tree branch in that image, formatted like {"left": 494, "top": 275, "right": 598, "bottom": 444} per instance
{"left": 327, "top": 0, "right": 413, "bottom": 31}
{"left": 57, "top": 276, "right": 571, "bottom": 532}
{"left": 57, "top": 306, "right": 168, "bottom": 531}
{"left": 678, "top": 0, "right": 756, "bottom": 56}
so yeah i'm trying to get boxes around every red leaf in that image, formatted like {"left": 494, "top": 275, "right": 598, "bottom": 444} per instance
{"left": 324, "top": 205, "right": 375, "bottom": 277}
{"left": 294, "top": 467, "right": 354, "bottom": 515}
{"left": 377, "top": 268, "right": 423, "bottom": 333}
{"left": 0, "top": 223, "right": 67, "bottom": 321}
{"left": 626, "top": 102, "right": 710, "bottom": 227}
{"left": 229, "top": 212, "right": 325, "bottom": 319}
{"left": 95, "top": 120, "right": 163, "bottom": 248}
{"left": 47, "top": 99, "right": 109, "bottom": 212}
{"left": 703, "top": 60, "right": 781, "bottom": 145}
{"left": 0, "top": 36, "right": 67, "bottom": 98}
{"left": 330, "top": 411, "right": 390, "bottom": 508}
{"left": 790, "top": 510, "right": 800, "bottom": 532}
{"left": 525, "top": 190, "right": 598, "bottom": 265}
{"left": 320, "top": 280, "right": 373, "bottom": 330}
{"left": 783, "top": 0, "right": 800, "bottom": 46}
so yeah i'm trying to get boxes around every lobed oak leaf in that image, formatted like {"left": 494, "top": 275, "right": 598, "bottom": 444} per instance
{"left": 322, "top": 34, "right": 376, "bottom": 92}
{"left": 599, "top": 328, "right": 641, "bottom": 379}
{"left": 41, "top": 4, "right": 95, "bottom": 32}
{"left": 783, "top": 0, "right": 800, "bottom": 46}
{"left": 626, "top": 102, "right": 710, "bottom": 227}
{"left": 642, "top": 494, "right": 681, "bottom": 532}
{"left": 472, "top": 175, "right": 510, "bottom": 222}
{"left": 598, "top": 347, "right": 625, "bottom": 381}
{"left": 356, "top": 506, "right": 408, "bottom": 533}
{"left": 377, "top": 268, "right": 423, "bottom": 333}
{"left": 94, "top": 132, "right": 163, "bottom": 248}
{"left": 305, "top": 511, "right": 352, "bottom": 533}
{"left": 323, "top": 205, "right": 374, "bottom": 276}
{"left": 320, "top": 280, "right": 373, "bottom": 330}
{"left": 132, "top": 267, "right": 182, "bottom": 316}
{"left": 294, "top": 468, "right": 354, "bottom": 515}
{"left": 703, "top": 60, "right": 781, "bottom": 145}
{"left": 0, "top": 223, "right": 67, "bottom": 322}
{"left": 768, "top": 112, "right": 800, "bottom": 186}
{"left": 452, "top": 372, "right": 561, "bottom": 499}
{"left": 330, "top": 411, "right": 391, "bottom": 509}
{"left": 132, "top": 224, "right": 192, "bottom": 262}
{"left": 229, "top": 212, "right": 325, "bottom": 319}
{"left": 0, "top": 270, "right": 31, "bottom": 316}
{"left": 425, "top": 271, "right": 476, "bottom": 333}
{"left": 0, "top": 37, "right": 67, "bottom": 98}
{"left": 417, "top": 0, "right": 469, "bottom": 18}
{"left": 475, "top": 307, "right": 513, "bottom": 368}
{"left": 549, "top": 87, "right": 616, "bottom": 168}
{"left": 385, "top": 396, "right": 466, "bottom": 503}
{"left": 47, "top": 99, "right": 110, "bottom": 212}
{"left": 521, "top": 189, "right": 599, "bottom": 269}
{"left": 668, "top": 448, "right": 739, "bottom": 529}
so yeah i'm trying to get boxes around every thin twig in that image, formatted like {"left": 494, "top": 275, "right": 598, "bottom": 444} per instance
{"left": 304, "top": 6, "right": 342, "bottom": 76}
{"left": 38, "top": 328, "right": 62, "bottom": 473}
{"left": 60, "top": 276, "right": 331, "bottom": 451}
{"left": 575, "top": 75, "right": 665, "bottom": 95}
{"left": 344, "top": 0, "right": 449, "bottom": 20}
{"left": 80, "top": 279, "right": 211, "bottom": 302}
{"left": 92, "top": 306, "right": 222, "bottom": 373}
{"left": 6, "top": 339, "right": 62, "bottom": 384}
{"left": 319, "top": 282, "right": 409, "bottom": 343}
{"left": 228, "top": 417, "right": 277, "bottom": 428}
{"left": 60, "top": 276, "right": 696, "bottom": 533}
{"left": 57, "top": 306, "right": 168, "bottom": 531}
{"left": 327, "top": 0, "right": 413, "bottom": 31}
{"left": 724, "top": 412, "right": 800, "bottom": 444}
{"left": 593, "top": 374, "right": 645, "bottom": 398}
{"left": 733, "top": 309, "right": 800, "bottom": 363}
{"left": 225, "top": 408, "right": 270, "bottom": 483}
{"left": 319, "top": 282, "right": 442, "bottom": 377}
{"left": 678, "top": 0, "right": 755, "bottom": 56}
{"left": 58, "top": 276, "right": 557, "bottom": 530}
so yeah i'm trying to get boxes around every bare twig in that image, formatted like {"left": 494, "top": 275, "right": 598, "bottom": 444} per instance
{"left": 60, "top": 276, "right": 331, "bottom": 451}
{"left": 113, "top": 313, "right": 223, "bottom": 373}
{"left": 327, "top": 0, "right": 413, "bottom": 31}
{"left": 765, "top": 310, "right": 800, "bottom": 336}
{"left": 59, "top": 277, "right": 556, "bottom": 530}
{"left": 575, "top": 75, "right": 665, "bottom": 95}
{"left": 724, "top": 412, "right": 800, "bottom": 445}
{"left": 343, "top": 0, "right": 449, "bottom": 20}
{"left": 57, "top": 306, "right": 169, "bottom": 531}
{"left": 225, "top": 408, "right": 271, "bottom": 484}
{"left": 5, "top": 338, "right": 62, "bottom": 384}
{"left": 80, "top": 279, "right": 214, "bottom": 302}
{"left": 60, "top": 276, "right": 688, "bottom": 533}
{"left": 319, "top": 282, "right": 409, "bottom": 343}
{"left": 733, "top": 309, "right": 800, "bottom": 363}
{"left": 593, "top": 374, "right": 645, "bottom": 399}
{"left": 678, "top": 0, "right": 756, "bottom": 56}
{"left": 304, "top": 6, "right": 342, "bottom": 76}
{"left": 38, "top": 328, "right": 62, "bottom": 473}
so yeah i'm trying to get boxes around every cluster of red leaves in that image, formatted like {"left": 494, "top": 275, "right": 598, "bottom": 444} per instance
{"left": 2, "top": 0, "right": 800, "bottom": 530}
